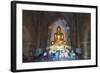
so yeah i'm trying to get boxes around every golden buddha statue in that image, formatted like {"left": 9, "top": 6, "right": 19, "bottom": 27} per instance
{"left": 54, "top": 26, "right": 64, "bottom": 43}
{"left": 49, "top": 26, "right": 71, "bottom": 54}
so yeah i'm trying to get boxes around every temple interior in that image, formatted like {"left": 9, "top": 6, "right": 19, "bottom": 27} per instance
{"left": 22, "top": 10, "right": 91, "bottom": 62}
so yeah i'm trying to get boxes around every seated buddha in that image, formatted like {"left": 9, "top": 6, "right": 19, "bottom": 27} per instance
{"left": 48, "top": 26, "right": 72, "bottom": 61}
{"left": 54, "top": 26, "right": 64, "bottom": 43}
{"left": 53, "top": 26, "right": 71, "bottom": 49}
{"left": 50, "top": 26, "right": 70, "bottom": 51}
